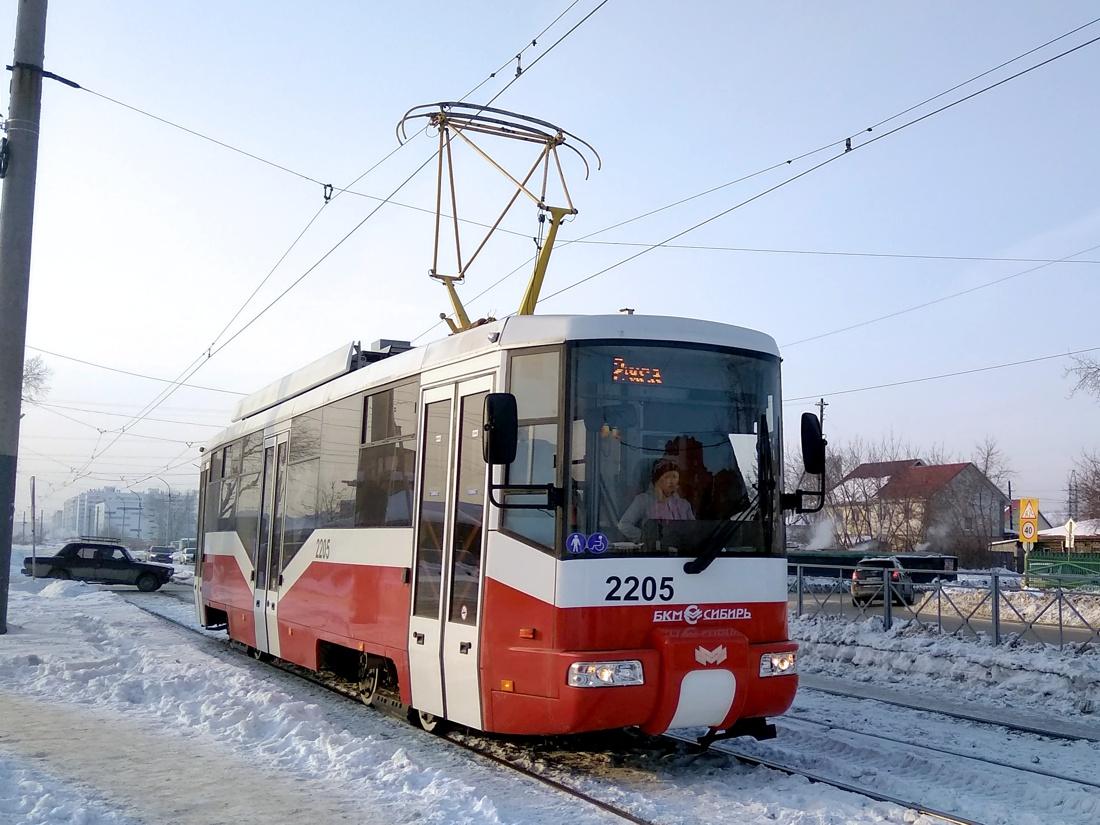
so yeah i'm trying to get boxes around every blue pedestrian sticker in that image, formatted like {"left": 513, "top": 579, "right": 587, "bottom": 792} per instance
{"left": 566, "top": 533, "right": 587, "bottom": 555}
{"left": 586, "top": 532, "right": 609, "bottom": 554}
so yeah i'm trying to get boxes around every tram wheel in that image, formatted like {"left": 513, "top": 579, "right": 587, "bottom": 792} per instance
{"left": 358, "top": 661, "right": 382, "bottom": 707}
{"left": 409, "top": 708, "right": 446, "bottom": 734}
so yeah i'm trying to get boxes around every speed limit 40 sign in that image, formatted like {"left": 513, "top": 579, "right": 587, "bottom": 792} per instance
{"left": 1019, "top": 498, "right": 1039, "bottom": 544}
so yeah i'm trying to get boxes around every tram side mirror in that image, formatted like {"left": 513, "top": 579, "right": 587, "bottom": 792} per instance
{"left": 801, "top": 412, "right": 826, "bottom": 474}
{"left": 483, "top": 393, "right": 518, "bottom": 465}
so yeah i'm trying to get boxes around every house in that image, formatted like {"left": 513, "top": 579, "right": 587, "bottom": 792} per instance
{"left": 829, "top": 459, "right": 1009, "bottom": 557}
{"left": 1036, "top": 518, "right": 1100, "bottom": 554}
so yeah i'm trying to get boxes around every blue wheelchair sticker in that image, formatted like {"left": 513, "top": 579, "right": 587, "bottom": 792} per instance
{"left": 566, "top": 533, "right": 587, "bottom": 555}
{"left": 586, "top": 532, "right": 609, "bottom": 554}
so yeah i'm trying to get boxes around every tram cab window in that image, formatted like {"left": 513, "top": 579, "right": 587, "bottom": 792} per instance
{"left": 502, "top": 350, "right": 561, "bottom": 551}
{"left": 565, "top": 343, "right": 781, "bottom": 559}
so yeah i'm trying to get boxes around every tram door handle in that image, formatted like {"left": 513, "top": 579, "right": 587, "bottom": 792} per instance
{"left": 459, "top": 642, "right": 471, "bottom": 655}
{"left": 413, "top": 632, "right": 425, "bottom": 645}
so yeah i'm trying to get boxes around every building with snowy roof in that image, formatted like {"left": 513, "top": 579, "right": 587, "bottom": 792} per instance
{"left": 829, "top": 459, "right": 1009, "bottom": 558}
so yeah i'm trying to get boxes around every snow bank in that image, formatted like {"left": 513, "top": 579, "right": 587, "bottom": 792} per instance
{"left": 0, "top": 754, "right": 139, "bottom": 825}
{"left": 792, "top": 614, "right": 1100, "bottom": 717}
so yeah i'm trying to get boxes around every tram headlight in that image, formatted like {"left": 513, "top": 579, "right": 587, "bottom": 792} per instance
{"left": 567, "top": 660, "right": 645, "bottom": 688}
{"left": 759, "top": 652, "right": 797, "bottom": 677}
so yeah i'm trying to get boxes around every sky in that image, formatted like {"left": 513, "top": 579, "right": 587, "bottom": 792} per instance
{"left": 4, "top": 0, "right": 1099, "bottom": 521}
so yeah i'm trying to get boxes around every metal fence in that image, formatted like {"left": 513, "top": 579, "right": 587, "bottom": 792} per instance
{"left": 789, "top": 562, "right": 1100, "bottom": 651}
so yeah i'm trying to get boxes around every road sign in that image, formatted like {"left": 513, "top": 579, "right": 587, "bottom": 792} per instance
{"left": 1019, "top": 497, "right": 1039, "bottom": 545}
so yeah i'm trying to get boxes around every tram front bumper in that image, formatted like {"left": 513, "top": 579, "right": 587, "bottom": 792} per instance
{"left": 487, "top": 633, "right": 798, "bottom": 736}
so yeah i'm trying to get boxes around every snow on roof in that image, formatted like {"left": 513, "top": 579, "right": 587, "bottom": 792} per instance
{"left": 842, "top": 459, "right": 924, "bottom": 481}
{"left": 1038, "top": 518, "right": 1100, "bottom": 538}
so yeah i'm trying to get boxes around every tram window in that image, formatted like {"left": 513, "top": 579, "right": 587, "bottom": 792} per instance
{"left": 225, "top": 440, "right": 243, "bottom": 478}
{"left": 217, "top": 476, "right": 237, "bottom": 533}
{"left": 241, "top": 431, "right": 264, "bottom": 476}
{"left": 363, "top": 381, "right": 418, "bottom": 442}
{"left": 283, "top": 457, "right": 319, "bottom": 568}
{"left": 502, "top": 350, "right": 561, "bottom": 551}
{"left": 290, "top": 409, "right": 322, "bottom": 463}
{"left": 356, "top": 380, "right": 418, "bottom": 528}
{"left": 235, "top": 471, "right": 262, "bottom": 560}
{"left": 317, "top": 396, "right": 360, "bottom": 530}
{"left": 449, "top": 391, "right": 488, "bottom": 625}
{"left": 414, "top": 400, "right": 451, "bottom": 618}
{"left": 271, "top": 442, "right": 288, "bottom": 573}
{"left": 204, "top": 477, "right": 221, "bottom": 534}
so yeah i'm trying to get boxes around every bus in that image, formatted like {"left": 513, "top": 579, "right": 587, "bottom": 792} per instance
{"left": 194, "top": 313, "right": 824, "bottom": 741}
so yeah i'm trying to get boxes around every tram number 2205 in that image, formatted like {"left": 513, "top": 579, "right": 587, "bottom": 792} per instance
{"left": 314, "top": 538, "right": 332, "bottom": 560}
{"left": 605, "top": 575, "right": 674, "bottom": 602}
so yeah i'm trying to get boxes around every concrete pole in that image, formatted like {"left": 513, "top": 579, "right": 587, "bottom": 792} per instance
{"left": 0, "top": 0, "right": 48, "bottom": 634}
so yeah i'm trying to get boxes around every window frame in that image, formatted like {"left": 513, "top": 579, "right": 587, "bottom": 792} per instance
{"left": 356, "top": 376, "right": 419, "bottom": 529}
{"left": 499, "top": 345, "right": 566, "bottom": 555}
{"left": 561, "top": 338, "right": 785, "bottom": 560}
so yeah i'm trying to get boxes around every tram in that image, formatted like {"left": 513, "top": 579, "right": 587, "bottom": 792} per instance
{"left": 194, "top": 313, "right": 825, "bottom": 740}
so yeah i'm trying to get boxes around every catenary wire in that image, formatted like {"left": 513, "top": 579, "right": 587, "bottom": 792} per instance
{"left": 79, "top": 86, "right": 327, "bottom": 187}
{"left": 783, "top": 241, "right": 1100, "bottom": 347}
{"left": 560, "top": 240, "right": 1100, "bottom": 266}
{"left": 32, "top": 402, "right": 224, "bottom": 429}
{"left": 460, "top": 0, "right": 584, "bottom": 100}
{"left": 24, "top": 345, "right": 244, "bottom": 395}
{"left": 533, "top": 31, "right": 1100, "bottom": 310}
{"left": 420, "top": 19, "right": 1100, "bottom": 336}
{"left": 858, "top": 15, "right": 1100, "bottom": 134}
{"left": 784, "top": 344, "right": 1100, "bottom": 404}
{"left": 67, "top": 3, "right": 609, "bottom": 491}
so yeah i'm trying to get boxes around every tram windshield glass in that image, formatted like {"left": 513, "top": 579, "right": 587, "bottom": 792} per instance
{"left": 565, "top": 343, "right": 781, "bottom": 559}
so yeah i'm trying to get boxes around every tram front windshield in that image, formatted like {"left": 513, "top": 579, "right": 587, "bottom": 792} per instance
{"left": 566, "top": 343, "right": 781, "bottom": 559}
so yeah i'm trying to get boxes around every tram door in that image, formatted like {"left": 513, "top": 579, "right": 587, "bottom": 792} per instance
{"left": 253, "top": 432, "right": 289, "bottom": 656}
{"left": 409, "top": 376, "right": 493, "bottom": 727}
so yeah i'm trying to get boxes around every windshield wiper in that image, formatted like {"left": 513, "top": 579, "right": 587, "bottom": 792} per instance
{"left": 757, "top": 413, "right": 776, "bottom": 553}
{"left": 683, "top": 492, "right": 758, "bottom": 574}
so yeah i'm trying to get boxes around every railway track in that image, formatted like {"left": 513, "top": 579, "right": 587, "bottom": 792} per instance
{"left": 800, "top": 681, "right": 1100, "bottom": 743}
{"left": 122, "top": 591, "right": 991, "bottom": 825}
{"left": 782, "top": 711, "right": 1100, "bottom": 790}
{"left": 120, "top": 594, "right": 658, "bottom": 824}
{"left": 658, "top": 731, "right": 983, "bottom": 825}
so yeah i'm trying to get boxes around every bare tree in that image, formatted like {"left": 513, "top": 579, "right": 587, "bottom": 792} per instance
{"left": 21, "top": 354, "right": 50, "bottom": 402}
{"left": 1076, "top": 452, "right": 1100, "bottom": 519}
{"left": 1066, "top": 356, "right": 1100, "bottom": 399}
{"left": 971, "top": 435, "right": 1013, "bottom": 491}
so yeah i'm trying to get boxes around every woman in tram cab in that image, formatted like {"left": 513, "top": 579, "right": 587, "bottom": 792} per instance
{"left": 617, "top": 459, "right": 696, "bottom": 541}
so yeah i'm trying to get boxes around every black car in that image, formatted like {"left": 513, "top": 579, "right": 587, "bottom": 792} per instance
{"left": 23, "top": 541, "right": 174, "bottom": 592}
{"left": 147, "top": 546, "right": 175, "bottom": 564}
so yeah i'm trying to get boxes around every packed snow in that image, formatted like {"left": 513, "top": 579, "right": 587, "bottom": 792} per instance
{"left": 4, "top": 547, "right": 1100, "bottom": 824}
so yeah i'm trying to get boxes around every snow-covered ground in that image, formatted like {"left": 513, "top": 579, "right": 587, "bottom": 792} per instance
{"left": 4, "top": 547, "right": 1100, "bottom": 824}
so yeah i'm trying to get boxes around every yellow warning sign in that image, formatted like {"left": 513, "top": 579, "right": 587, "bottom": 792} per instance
{"left": 1019, "top": 498, "right": 1039, "bottom": 545}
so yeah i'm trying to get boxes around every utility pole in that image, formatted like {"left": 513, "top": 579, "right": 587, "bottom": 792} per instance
{"left": 0, "top": 0, "right": 49, "bottom": 635}
{"left": 816, "top": 397, "right": 829, "bottom": 430}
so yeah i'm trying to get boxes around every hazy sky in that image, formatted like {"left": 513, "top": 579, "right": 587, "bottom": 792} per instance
{"left": 5, "top": 1, "right": 1099, "bottom": 520}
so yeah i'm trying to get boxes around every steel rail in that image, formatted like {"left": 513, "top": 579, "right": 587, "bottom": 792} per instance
{"left": 800, "top": 683, "right": 1100, "bottom": 743}
{"left": 660, "top": 731, "right": 985, "bottom": 825}
{"left": 120, "top": 593, "right": 660, "bottom": 825}
{"left": 780, "top": 713, "right": 1100, "bottom": 791}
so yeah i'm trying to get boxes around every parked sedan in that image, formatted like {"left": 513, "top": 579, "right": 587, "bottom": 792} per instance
{"left": 851, "top": 556, "right": 915, "bottom": 606}
{"left": 23, "top": 541, "right": 174, "bottom": 592}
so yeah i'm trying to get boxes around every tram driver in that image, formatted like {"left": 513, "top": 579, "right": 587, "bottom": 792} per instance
{"left": 616, "top": 459, "right": 696, "bottom": 542}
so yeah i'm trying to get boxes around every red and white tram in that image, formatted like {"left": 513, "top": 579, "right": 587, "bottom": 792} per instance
{"left": 195, "top": 314, "right": 824, "bottom": 740}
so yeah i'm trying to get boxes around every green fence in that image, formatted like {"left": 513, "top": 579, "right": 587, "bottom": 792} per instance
{"left": 1026, "top": 553, "right": 1100, "bottom": 586}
